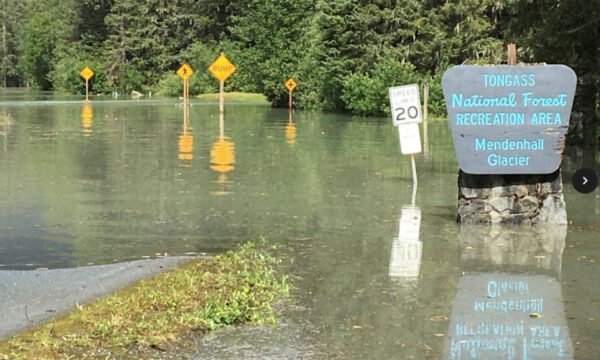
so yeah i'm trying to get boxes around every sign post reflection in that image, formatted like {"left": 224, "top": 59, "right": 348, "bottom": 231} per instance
{"left": 178, "top": 106, "right": 193, "bottom": 167}
{"left": 389, "top": 205, "right": 422, "bottom": 279}
{"left": 210, "top": 112, "right": 235, "bottom": 195}
{"left": 389, "top": 181, "right": 422, "bottom": 280}
{"left": 285, "top": 109, "right": 296, "bottom": 145}
{"left": 81, "top": 103, "right": 93, "bottom": 135}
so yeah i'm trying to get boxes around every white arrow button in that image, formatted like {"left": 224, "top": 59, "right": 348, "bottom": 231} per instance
{"left": 583, "top": 176, "right": 588, "bottom": 185}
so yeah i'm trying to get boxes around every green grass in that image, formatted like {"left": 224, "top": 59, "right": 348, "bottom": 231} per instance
{"left": 196, "top": 92, "right": 268, "bottom": 103}
{"left": 0, "top": 241, "right": 290, "bottom": 360}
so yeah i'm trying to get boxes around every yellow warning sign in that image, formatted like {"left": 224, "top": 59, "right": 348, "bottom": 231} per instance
{"left": 285, "top": 78, "right": 297, "bottom": 91}
{"left": 208, "top": 53, "right": 236, "bottom": 82}
{"left": 177, "top": 63, "right": 194, "bottom": 80}
{"left": 80, "top": 66, "right": 94, "bottom": 81}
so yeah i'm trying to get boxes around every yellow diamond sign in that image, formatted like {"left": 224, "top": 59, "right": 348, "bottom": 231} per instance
{"left": 285, "top": 78, "right": 297, "bottom": 91}
{"left": 80, "top": 66, "right": 94, "bottom": 81}
{"left": 177, "top": 63, "right": 193, "bottom": 80}
{"left": 208, "top": 53, "right": 236, "bottom": 82}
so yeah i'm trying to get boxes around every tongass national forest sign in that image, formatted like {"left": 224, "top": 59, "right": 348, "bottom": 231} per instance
{"left": 442, "top": 65, "right": 576, "bottom": 174}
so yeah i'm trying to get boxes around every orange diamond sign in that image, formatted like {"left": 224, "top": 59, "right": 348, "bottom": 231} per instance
{"left": 285, "top": 78, "right": 297, "bottom": 91}
{"left": 80, "top": 66, "right": 94, "bottom": 81}
{"left": 177, "top": 63, "right": 194, "bottom": 80}
{"left": 208, "top": 53, "right": 236, "bottom": 82}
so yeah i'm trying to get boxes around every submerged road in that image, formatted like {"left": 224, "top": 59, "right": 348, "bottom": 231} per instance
{"left": 0, "top": 256, "right": 193, "bottom": 339}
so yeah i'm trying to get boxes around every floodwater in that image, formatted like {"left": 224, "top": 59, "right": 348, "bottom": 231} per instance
{"left": 0, "top": 89, "right": 598, "bottom": 359}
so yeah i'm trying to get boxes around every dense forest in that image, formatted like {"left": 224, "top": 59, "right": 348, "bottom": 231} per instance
{"left": 1, "top": 1, "right": 599, "bottom": 133}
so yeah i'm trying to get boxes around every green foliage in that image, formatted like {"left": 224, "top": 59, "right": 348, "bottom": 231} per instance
{"left": 505, "top": 0, "right": 600, "bottom": 145}
{"left": 155, "top": 73, "right": 182, "bottom": 97}
{"left": 49, "top": 55, "right": 109, "bottom": 94}
{"left": 155, "top": 42, "right": 226, "bottom": 97}
{"left": 305, "top": 0, "right": 367, "bottom": 111}
{"left": 0, "top": 241, "right": 290, "bottom": 358}
{"left": 228, "top": 0, "right": 314, "bottom": 107}
{"left": 1, "top": 0, "right": 26, "bottom": 87}
{"left": 425, "top": 64, "right": 449, "bottom": 116}
{"left": 116, "top": 62, "right": 144, "bottom": 93}
{"left": 19, "top": 13, "right": 60, "bottom": 89}
{"left": 437, "top": 0, "right": 504, "bottom": 65}
{"left": 341, "top": 55, "right": 419, "bottom": 116}
{"left": 3, "top": 0, "right": 600, "bottom": 132}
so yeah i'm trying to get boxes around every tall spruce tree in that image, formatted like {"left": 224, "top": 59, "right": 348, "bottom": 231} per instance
{"left": 436, "top": 0, "right": 504, "bottom": 65}
{"left": 228, "top": 0, "right": 314, "bottom": 106}
{"left": 306, "top": 0, "right": 369, "bottom": 111}
{"left": 18, "top": 0, "right": 76, "bottom": 89}
{"left": 1, "top": 0, "right": 25, "bottom": 87}
{"left": 507, "top": 0, "right": 600, "bottom": 148}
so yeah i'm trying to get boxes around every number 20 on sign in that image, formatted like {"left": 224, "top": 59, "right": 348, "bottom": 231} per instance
{"left": 388, "top": 84, "right": 422, "bottom": 186}
{"left": 389, "top": 84, "right": 422, "bottom": 126}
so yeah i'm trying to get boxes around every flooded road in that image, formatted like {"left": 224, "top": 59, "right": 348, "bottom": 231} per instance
{"left": 0, "top": 89, "right": 598, "bottom": 358}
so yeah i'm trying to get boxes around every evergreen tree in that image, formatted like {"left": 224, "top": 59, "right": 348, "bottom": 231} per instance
{"left": 436, "top": 0, "right": 504, "bottom": 65}
{"left": 1, "top": 0, "right": 26, "bottom": 87}
{"left": 104, "top": 0, "right": 234, "bottom": 91}
{"left": 306, "top": 0, "right": 368, "bottom": 111}
{"left": 3, "top": 0, "right": 598, "bottom": 130}
{"left": 507, "top": 0, "right": 600, "bottom": 147}
{"left": 103, "top": 0, "right": 142, "bottom": 91}
{"left": 20, "top": 14, "right": 61, "bottom": 89}
{"left": 228, "top": 0, "right": 314, "bottom": 106}
{"left": 73, "top": 0, "right": 111, "bottom": 51}
{"left": 18, "top": 0, "right": 77, "bottom": 89}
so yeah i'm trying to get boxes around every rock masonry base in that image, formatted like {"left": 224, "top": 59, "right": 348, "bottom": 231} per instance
{"left": 457, "top": 170, "right": 567, "bottom": 225}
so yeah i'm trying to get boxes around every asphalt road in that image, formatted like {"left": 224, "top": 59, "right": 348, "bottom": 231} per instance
{"left": 0, "top": 256, "right": 193, "bottom": 339}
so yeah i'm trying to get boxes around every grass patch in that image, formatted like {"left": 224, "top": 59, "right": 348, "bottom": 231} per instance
{"left": 0, "top": 241, "right": 290, "bottom": 359}
{"left": 196, "top": 92, "right": 268, "bottom": 103}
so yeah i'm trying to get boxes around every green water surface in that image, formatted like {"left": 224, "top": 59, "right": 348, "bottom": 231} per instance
{"left": 0, "top": 89, "right": 598, "bottom": 359}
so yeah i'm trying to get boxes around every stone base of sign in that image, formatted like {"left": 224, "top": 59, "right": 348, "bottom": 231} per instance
{"left": 457, "top": 170, "right": 567, "bottom": 224}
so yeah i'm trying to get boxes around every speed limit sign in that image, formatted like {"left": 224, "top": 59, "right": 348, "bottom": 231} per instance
{"left": 389, "top": 84, "right": 422, "bottom": 126}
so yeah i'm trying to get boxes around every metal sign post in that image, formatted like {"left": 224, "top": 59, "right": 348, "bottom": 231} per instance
{"left": 389, "top": 84, "right": 423, "bottom": 186}
{"left": 285, "top": 78, "right": 297, "bottom": 110}
{"left": 177, "top": 63, "right": 194, "bottom": 107}
{"left": 208, "top": 53, "right": 236, "bottom": 115}
{"left": 79, "top": 66, "right": 94, "bottom": 101}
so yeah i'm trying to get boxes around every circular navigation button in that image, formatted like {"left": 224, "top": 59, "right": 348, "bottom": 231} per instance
{"left": 572, "top": 168, "right": 598, "bottom": 194}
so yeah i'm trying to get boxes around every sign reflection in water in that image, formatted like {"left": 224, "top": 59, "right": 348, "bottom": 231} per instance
{"left": 81, "top": 103, "right": 93, "bottom": 135}
{"left": 444, "top": 225, "right": 573, "bottom": 360}
{"left": 285, "top": 109, "right": 296, "bottom": 145}
{"left": 389, "top": 205, "right": 423, "bottom": 279}
{"left": 0, "top": 111, "right": 11, "bottom": 151}
{"left": 178, "top": 106, "right": 193, "bottom": 167}
{"left": 210, "top": 112, "right": 235, "bottom": 195}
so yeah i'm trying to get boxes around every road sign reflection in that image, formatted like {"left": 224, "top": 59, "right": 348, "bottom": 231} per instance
{"left": 443, "top": 225, "right": 573, "bottom": 360}
{"left": 285, "top": 110, "right": 296, "bottom": 145}
{"left": 210, "top": 112, "right": 235, "bottom": 195}
{"left": 389, "top": 205, "right": 422, "bottom": 279}
{"left": 178, "top": 106, "right": 193, "bottom": 167}
{"left": 81, "top": 103, "right": 93, "bottom": 135}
